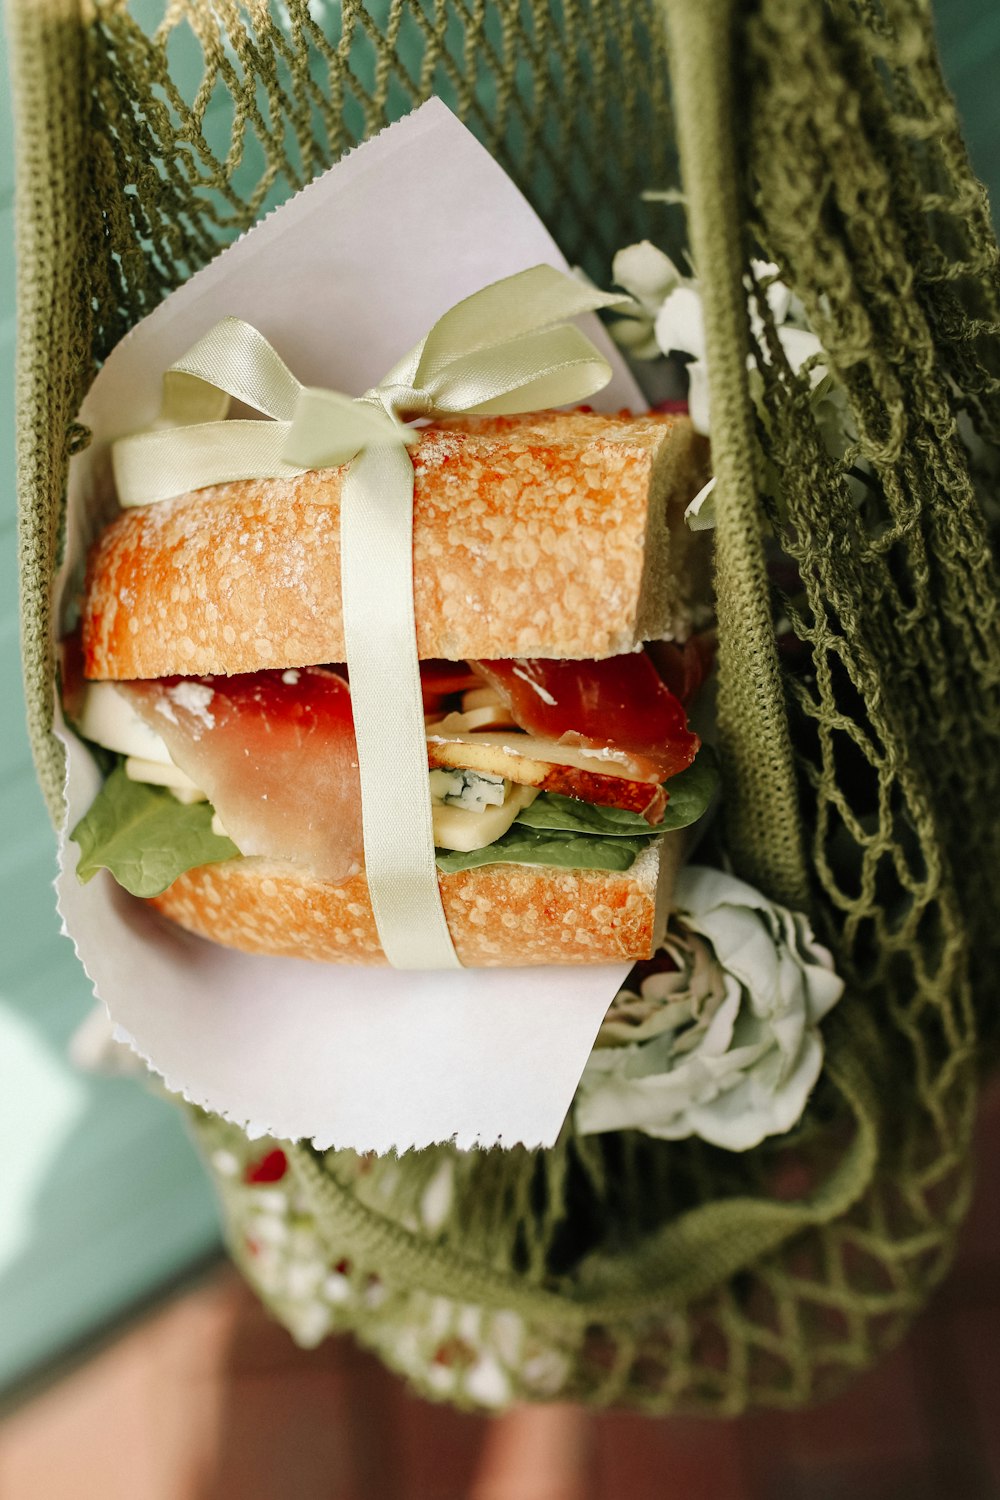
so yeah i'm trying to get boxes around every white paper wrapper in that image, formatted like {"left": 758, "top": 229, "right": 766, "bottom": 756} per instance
{"left": 55, "top": 100, "right": 647, "bottom": 1152}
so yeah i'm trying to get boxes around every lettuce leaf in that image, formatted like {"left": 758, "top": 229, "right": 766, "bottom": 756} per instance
{"left": 515, "top": 747, "right": 719, "bottom": 837}
{"left": 72, "top": 747, "right": 718, "bottom": 892}
{"left": 71, "top": 767, "right": 240, "bottom": 897}
{"left": 434, "top": 824, "right": 654, "bottom": 874}
{"left": 435, "top": 749, "right": 717, "bottom": 874}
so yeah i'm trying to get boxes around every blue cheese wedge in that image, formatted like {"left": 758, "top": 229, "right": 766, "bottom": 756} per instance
{"left": 428, "top": 767, "right": 507, "bottom": 813}
{"left": 432, "top": 780, "right": 538, "bottom": 853}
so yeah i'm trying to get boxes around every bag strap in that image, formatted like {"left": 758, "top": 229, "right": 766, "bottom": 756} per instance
{"left": 660, "top": 0, "right": 811, "bottom": 911}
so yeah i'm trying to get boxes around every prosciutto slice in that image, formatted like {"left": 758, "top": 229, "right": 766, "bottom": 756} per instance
{"left": 119, "top": 667, "right": 363, "bottom": 883}
{"left": 472, "top": 653, "right": 699, "bottom": 784}
{"left": 419, "top": 660, "right": 483, "bottom": 714}
{"left": 114, "top": 651, "right": 699, "bottom": 881}
{"left": 645, "top": 634, "right": 715, "bottom": 709}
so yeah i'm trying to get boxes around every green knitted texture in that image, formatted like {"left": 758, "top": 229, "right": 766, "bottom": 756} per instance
{"left": 10, "top": 0, "right": 1000, "bottom": 1412}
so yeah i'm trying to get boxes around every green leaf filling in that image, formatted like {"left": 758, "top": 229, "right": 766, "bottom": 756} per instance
{"left": 516, "top": 748, "right": 719, "bottom": 838}
{"left": 70, "top": 767, "right": 240, "bottom": 897}
{"left": 434, "top": 825, "right": 655, "bottom": 874}
{"left": 435, "top": 748, "right": 718, "bottom": 873}
{"left": 72, "top": 748, "right": 718, "bottom": 892}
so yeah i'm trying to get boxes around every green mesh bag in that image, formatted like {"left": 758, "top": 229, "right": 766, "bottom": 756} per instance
{"left": 10, "top": 0, "right": 1000, "bottom": 1413}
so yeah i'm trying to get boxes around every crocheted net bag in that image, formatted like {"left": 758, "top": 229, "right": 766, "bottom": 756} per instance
{"left": 10, "top": 0, "right": 1000, "bottom": 1412}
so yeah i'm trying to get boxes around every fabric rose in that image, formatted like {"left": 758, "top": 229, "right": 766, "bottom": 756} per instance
{"left": 574, "top": 866, "right": 844, "bottom": 1151}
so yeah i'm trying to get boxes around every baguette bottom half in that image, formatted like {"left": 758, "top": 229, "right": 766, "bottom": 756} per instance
{"left": 148, "top": 837, "right": 682, "bottom": 967}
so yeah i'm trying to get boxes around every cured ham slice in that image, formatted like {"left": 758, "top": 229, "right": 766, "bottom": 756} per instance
{"left": 645, "top": 634, "right": 715, "bottom": 709}
{"left": 113, "top": 649, "right": 700, "bottom": 878}
{"left": 472, "top": 653, "right": 699, "bottom": 784}
{"left": 119, "top": 667, "right": 363, "bottom": 883}
{"left": 419, "top": 660, "right": 483, "bottom": 714}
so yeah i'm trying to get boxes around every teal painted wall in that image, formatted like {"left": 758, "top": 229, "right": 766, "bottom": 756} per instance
{"left": 0, "top": 16, "right": 222, "bottom": 1393}
{"left": 936, "top": 2, "right": 1000, "bottom": 212}
{"left": 0, "top": 1, "right": 997, "bottom": 1390}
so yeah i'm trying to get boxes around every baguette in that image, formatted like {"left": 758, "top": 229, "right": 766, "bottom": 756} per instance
{"left": 150, "top": 837, "right": 679, "bottom": 967}
{"left": 76, "top": 406, "right": 712, "bottom": 968}
{"left": 82, "top": 410, "right": 711, "bottom": 680}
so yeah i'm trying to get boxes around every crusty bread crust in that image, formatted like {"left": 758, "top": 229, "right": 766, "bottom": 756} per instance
{"left": 148, "top": 837, "right": 681, "bottom": 966}
{"left": 83, "top": 410, "right": 711, "bottom": 679}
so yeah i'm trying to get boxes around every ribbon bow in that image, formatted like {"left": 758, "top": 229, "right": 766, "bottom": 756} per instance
{"left": 111, "top": 265, "right": 626, "bottom": 969}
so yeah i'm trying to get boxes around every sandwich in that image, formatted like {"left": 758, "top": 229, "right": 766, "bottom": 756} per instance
{"left": 67, "top": 407, "right": 716, "bottom": 967}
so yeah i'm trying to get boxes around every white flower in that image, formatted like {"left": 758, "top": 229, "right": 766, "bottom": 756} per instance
{"left": 749, "top": 259, "right": 792, "bottom": 329}
{"left": 684, "top": 473, "right": 717, "bottom": 529}
{"left": 812, "top": 371, "right": 859, "bottom": 456}
{"left": 609, "top": 241, "right": 865, "bottom": 531}
{"left": 773, "top": 323, "right": 826, "bottom": 381}
{"left": 575, "top": 866, "right": 844, "bottom": 1151}
{"left": 612, "top": 240, "right": 684, "bottom": 311}
{"left": 654, "top": 285, "right": 707, "bottom": 363}
{"left": 685, "top": 360, "right": 712, "bottom": 436}
{"left": 610, "top": 241, "right": 687, "bottom": 361}
{"left": 608, "top": 243, "right": 855, "bottom": 463}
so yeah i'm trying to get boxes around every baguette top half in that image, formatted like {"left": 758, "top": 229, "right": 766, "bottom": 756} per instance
{"left": 82, "top": 409, "right": 712, "bottom": 679}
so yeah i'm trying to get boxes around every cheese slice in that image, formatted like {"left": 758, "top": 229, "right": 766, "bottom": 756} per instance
{"left": 124, "top": 756, "right": 207, "bottom": 803}
{"left": 76, "top": 682, "right": 175, "bottom": 764}
{"left": 432, "top": 783, "right": 538, "bottom": 852}
{"left": 425, "top": 730, "right": 654, "bottom": 785}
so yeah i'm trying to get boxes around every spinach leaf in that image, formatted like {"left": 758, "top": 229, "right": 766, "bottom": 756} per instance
{"left": 71, "top": 767, "right": 240, "bottom": 897}
{"left": 435, "top": 824, "right": 653, "bottom": 874}
{"left": 514, "top": 747, "right": 718, "bottom": 837}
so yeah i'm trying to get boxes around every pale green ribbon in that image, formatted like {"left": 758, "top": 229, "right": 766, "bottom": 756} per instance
{"left": 111, "top": 266, "right": 626, "bottom": 968}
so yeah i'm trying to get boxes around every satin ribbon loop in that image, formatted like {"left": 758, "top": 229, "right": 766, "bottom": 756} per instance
{"left": 164, "top": 317, "right": 304, "bottom": 424}
{"left": 414, "top": 264, "right": 624, "bottom": 382}
{"left": 110, "top": 267, "right": 627, "bottom": 969}
{"left": 413, "top": 327, "right": 616, "bottom": 417}
{"left": 284, "top": 386, "right": 408, "bottom": 472}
